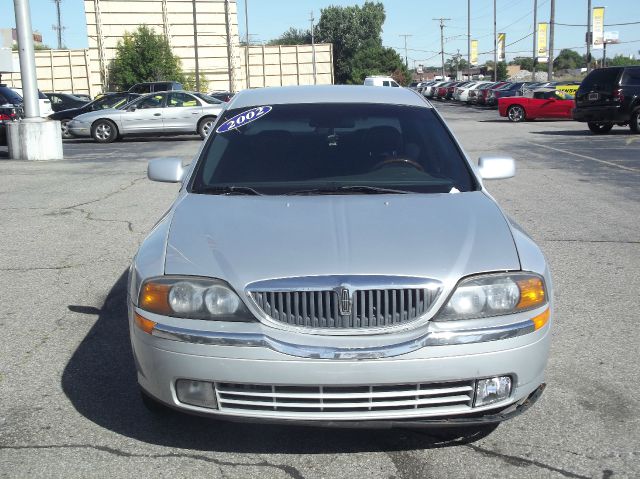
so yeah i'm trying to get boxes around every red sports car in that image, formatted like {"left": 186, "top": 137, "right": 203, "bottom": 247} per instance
{"left": 498, "top": 88, "right": 575, "bottom": 122}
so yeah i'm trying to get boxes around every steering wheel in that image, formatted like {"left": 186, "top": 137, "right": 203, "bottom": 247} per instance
{"left": 372, "top": 157, "right": 425, "bottom": 172}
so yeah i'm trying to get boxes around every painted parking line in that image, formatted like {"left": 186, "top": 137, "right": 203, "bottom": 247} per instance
{"left": 528, "top": 142, "right": 639, "bottom": 172}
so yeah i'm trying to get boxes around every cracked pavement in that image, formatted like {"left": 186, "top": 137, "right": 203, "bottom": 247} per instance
{"left": 0, "top": 111, "right": 639, "bottom": 478}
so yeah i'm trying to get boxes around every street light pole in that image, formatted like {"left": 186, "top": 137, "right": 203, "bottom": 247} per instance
{"left": 13, "top": 0, "right": 39, "bottom": 117}
{"left": 467, "top": 0, "right": 471, "bottom": 80}
{"left": 191, "top": 0, "right": 200, "bottom": 92}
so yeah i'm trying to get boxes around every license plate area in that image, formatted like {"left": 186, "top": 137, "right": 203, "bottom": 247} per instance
{"left": 588, "top": 92, "right": 599, "bottom": 101}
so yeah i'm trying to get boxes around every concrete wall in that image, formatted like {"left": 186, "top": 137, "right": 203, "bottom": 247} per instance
{"left": 84, "top": 0, "right": 333, "bottom": 93}
{"left": 3, "top": 49, "right": 94, "bottom": 96}
{"left": 237, "top": 44, "right": 333, "bottom": 90}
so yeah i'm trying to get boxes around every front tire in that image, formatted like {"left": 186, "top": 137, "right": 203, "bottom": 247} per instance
{"left": 198, "top": 116, "right": 216, "bottom": 139}
{"left": 507, "top": 105, "right": 525, "bottom": 122}
{"left": 587, "top": 121, "right": 613, "bottom": 134}
{"left": 630, "top": 110, "right": 640, "bottom": 134}
{"left": 91, "top": 119, "right": 118, "bottom": 143}
{"left": 60, "top": 119, "right": 73, "bottom": 139}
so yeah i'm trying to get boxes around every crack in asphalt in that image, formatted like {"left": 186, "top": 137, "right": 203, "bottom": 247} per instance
{"left": 465, "top": 444, "right": 590, "bottom": 479}
{"left": 0, "top": 444, "right": 305, "bottom": 479}
{"left": 61, "top": 176, "right": 147, "bottom": 211}
{"left": 0, "top": 265, "right": 83, "bottom": 272}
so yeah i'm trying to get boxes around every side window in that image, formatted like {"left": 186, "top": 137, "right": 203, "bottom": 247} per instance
{"left": 382, "top": 81, "right": 390, "bottom": 87}
{"left": 391, "top": 81, "right": 400, "bottom": 87}
{"left": 621, "top": 69, "right": 640, "bottom": 86}
{"left": 167, "top": 92, "right": 199, "bottom": 108}
{"left": 131, "top": 84, "right": 150, "bottom": 94}
{"left": 49, "top": 95, "right": 61, "bottom": 105}
{"left": 533, "top": 92, "right": 545, "bottom": 99}
{"left": 136, "top": 94, "right": 165, "bottom": 109}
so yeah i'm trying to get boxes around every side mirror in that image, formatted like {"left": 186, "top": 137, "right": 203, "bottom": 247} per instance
{"left": 127, "top": 106, "right": 137, "bottom": 112}
{"left": 147, "top": 158, "right": 185, "bottom": 183}
{"left": 478, "top": 156, "right": 515, "bottom": 180}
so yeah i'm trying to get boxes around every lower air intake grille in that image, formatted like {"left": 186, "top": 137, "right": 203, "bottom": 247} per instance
{"left": 215, "top": 381, "right": 474, "bottom": 417}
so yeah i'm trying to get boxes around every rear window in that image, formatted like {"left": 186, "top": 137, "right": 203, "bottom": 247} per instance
{"left": 580, "top": 68, "right": 622, "bottom": 91}
{"left": 192, "top": 103, "right": 476, "bottom": 195}
{"left": 621, "top": 68, "right": 640, "bottom": 86}
{"left": 0, "top": 88, "right": 23, "bottom": 104}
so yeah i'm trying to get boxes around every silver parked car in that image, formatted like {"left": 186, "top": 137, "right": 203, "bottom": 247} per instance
{"left": 67, "top": 91, "right": 224, "bottom": 142}
{"left": 129, "top": 85, "right": 552, "bottom": 429}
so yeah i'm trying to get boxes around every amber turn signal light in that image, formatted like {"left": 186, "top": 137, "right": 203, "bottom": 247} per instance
{"left": 531, "top": 308, "right": 550, "bottom": 330}
{"left": 517, "top": 277, "right": 546, "bottom": 310}
{"left": 139, "top": 282, "right": 172, "bottom": 315}
{"left": 135, "top": 312, "right": 157, "bottom": 334}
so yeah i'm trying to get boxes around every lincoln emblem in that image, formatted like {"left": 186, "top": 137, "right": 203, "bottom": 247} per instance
{"left": 339, "top": 288, "right": 352, "bottom": 315}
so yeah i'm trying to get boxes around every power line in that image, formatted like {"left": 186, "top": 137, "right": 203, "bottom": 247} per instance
{"left": 553, "top": 20, "right": 640, "bottom": 27}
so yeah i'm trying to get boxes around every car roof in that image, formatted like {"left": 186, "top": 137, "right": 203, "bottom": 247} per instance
{"left": 229, "top": 85, "right": 430, "bottom": 109}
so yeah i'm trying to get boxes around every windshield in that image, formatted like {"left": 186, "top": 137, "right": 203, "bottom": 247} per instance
{"left": 191, "top": 103, "right": 476, "bottom": 195}
{"left": 91, "top": 94, "right": 129, "bottom": 110}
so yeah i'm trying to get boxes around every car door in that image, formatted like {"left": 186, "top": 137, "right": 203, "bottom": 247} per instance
{"left": 120, "top": 93, "right": 166, "bottom": 134}
{"left": 164, "top": 92, "right": 203, "bottom": 132}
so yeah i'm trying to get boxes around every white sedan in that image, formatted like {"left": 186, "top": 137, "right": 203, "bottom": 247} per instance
{"left": 67, "top": 91, "right": 224, "bottom": 143}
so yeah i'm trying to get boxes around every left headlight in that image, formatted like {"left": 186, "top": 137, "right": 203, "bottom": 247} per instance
{"left": 137, "top": 276, "right": 255, "bottom": 322}
{"left": 435, "top": 272, "right": 547, "bottom": 321}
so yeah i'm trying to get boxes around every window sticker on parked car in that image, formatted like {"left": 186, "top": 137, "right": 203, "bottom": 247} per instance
{"left": 216, "top": 106, "right": 272, "bottom": 133}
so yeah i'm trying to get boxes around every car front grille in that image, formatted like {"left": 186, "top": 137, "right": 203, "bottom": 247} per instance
{"left": 249, "top": 287, "right": 440, "bottom": 330}
{"left": 215, "top": 381, "right": 475, "bottom": 417}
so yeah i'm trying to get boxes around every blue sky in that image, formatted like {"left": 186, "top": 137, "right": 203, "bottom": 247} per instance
{"left": 2, "top": 0, "right": 639, "bottom": 66}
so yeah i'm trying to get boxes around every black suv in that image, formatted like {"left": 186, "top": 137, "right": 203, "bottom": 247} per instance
{"left": 573, "top": 66, "right": 640, "bottom": 134}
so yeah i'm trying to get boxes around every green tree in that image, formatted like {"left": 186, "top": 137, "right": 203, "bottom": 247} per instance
{"left": 107, "top": 25, "right": 184, "bottom": 90}
{"left": 553, "top": 49, "right": 584, "bottom": 70}
{"left": 510, "top": 57, "right": 546, "bottom": 72}
{"left": 607, "top": 54, "right": 640, "bottom": 67}
{"left": 183, "top": 72, "right": 209, "bottom": 92}
{"left": 314, "top": 1, "right": 386, "bottom": 84}
{"left": 445, "top": 57, "right": 469, "bottom": 77}
{"left": 349, "top": 40, "right": 410, "bottom": 85}
{"left": 268, "top": 28, "right": 311, "bottom": 45}
{"left": 496, "top": 61, "right": 508, "bottom": 80}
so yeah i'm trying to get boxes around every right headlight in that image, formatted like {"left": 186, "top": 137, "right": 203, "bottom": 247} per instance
{"left": 435, "top": 272, "right": 547, "bottom": 321}
{"left": 137, "top": 276, "right": 255, "bottom": 322}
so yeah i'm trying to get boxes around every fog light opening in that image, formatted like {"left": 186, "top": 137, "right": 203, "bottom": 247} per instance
{"left": 175, "top": 379, "right": 218, "bottom": 409}
{"left": 474, "top": 376, "right": 512, "bottom": 407}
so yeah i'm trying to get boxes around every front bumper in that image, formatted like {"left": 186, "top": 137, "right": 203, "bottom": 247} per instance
{"left": 67, "top": 122, "right": 91, "bottom": 137}
{"left": 131, "top": 306, "right": 551, "bottom": 426}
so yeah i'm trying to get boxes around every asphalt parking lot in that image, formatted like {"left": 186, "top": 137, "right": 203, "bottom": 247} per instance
{"left": 1, "top": 103, "right": 639, "bottom": 478}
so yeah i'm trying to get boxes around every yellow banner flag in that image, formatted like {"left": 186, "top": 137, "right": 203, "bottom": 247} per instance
{"left": 497, "top": 33, "right": 506, "bottom": 61}
{"left": 592, "top": 7, "right": 605, "bottom": 49}
{"left": 537, "top": 23, "right": 548, "bottom": 62}
{"left": 471, "top": 40, "right": 478, "bottom": 65}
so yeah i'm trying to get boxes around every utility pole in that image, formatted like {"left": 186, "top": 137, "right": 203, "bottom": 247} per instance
{"left": 310, "top": 11, "right": 317, "bottom": 84}
{"left": 224, "top": 0, "right": 233, "bottom": 91}
{"left": 532, "top": 0, "right": 537, "bottom": 81}
{"left": 244, "top": 0, "right": 250, "bottom": 89}
{"left": 586, "top": 0, "right": 592, "bottom": 73}
{"left": 493, "top": 0, "right": 497, "bottom": 81}
{"left": 433, "top": 18, "right": 450, "bottom": 79}
{"left": 547, "top": 0, "right": 555, "bottom": 81}
{"left": 52, "top": 0, "right": 64, "bottom": 49}
{"left": 399, "top": 34, "right": 412, "bottom": 69}
{"left": 191, "top": 0, "right": 200, "bottom": 92}
{"left": 455, "top": 49, "right": 461, "bottom": 80}
{"left": 13, "top": 0, "right": 39, "bottom": 118}
{"left": 467, "top": 0, "right": 471, "bottom": 80}
{"left": 602, "top": 42, "right": 607, "bottom": 68}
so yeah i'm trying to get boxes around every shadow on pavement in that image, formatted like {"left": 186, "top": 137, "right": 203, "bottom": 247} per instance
{"left": 531, "top": 129, "right": 632, "bottom": 136}
{"left": 62, "top": 271, "right": 497, "bottom": 453}
{"left": 64, "top": 136, "right": 200, "bottom": 145}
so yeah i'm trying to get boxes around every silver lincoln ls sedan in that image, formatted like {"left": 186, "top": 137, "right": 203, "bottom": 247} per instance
{"left": 67, "top": 90, "right": 223, "bottom": 142}
{"left": 128, "top": 85, "right": 552, "bottom": 429}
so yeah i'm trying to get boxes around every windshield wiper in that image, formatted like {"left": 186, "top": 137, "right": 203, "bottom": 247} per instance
{"left": 286, "top": 185, "right": 409, "bottom": 195}
{"left": 196, "top": 185, "right": 263, "bottom": 196}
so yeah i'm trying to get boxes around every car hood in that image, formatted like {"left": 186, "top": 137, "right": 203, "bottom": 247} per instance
{"left": 164, "top": 191, "right": 520, "bottom": 290}
{"left": 50, "top": 106, "right": 87, "bottom": 119}
{"left": 72, "top": 109, "right": 120, "bottom": 122}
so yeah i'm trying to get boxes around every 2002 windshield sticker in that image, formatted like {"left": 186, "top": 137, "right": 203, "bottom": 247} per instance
{"left": 215, "top": 106, "right": 272, "bottom": 133}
